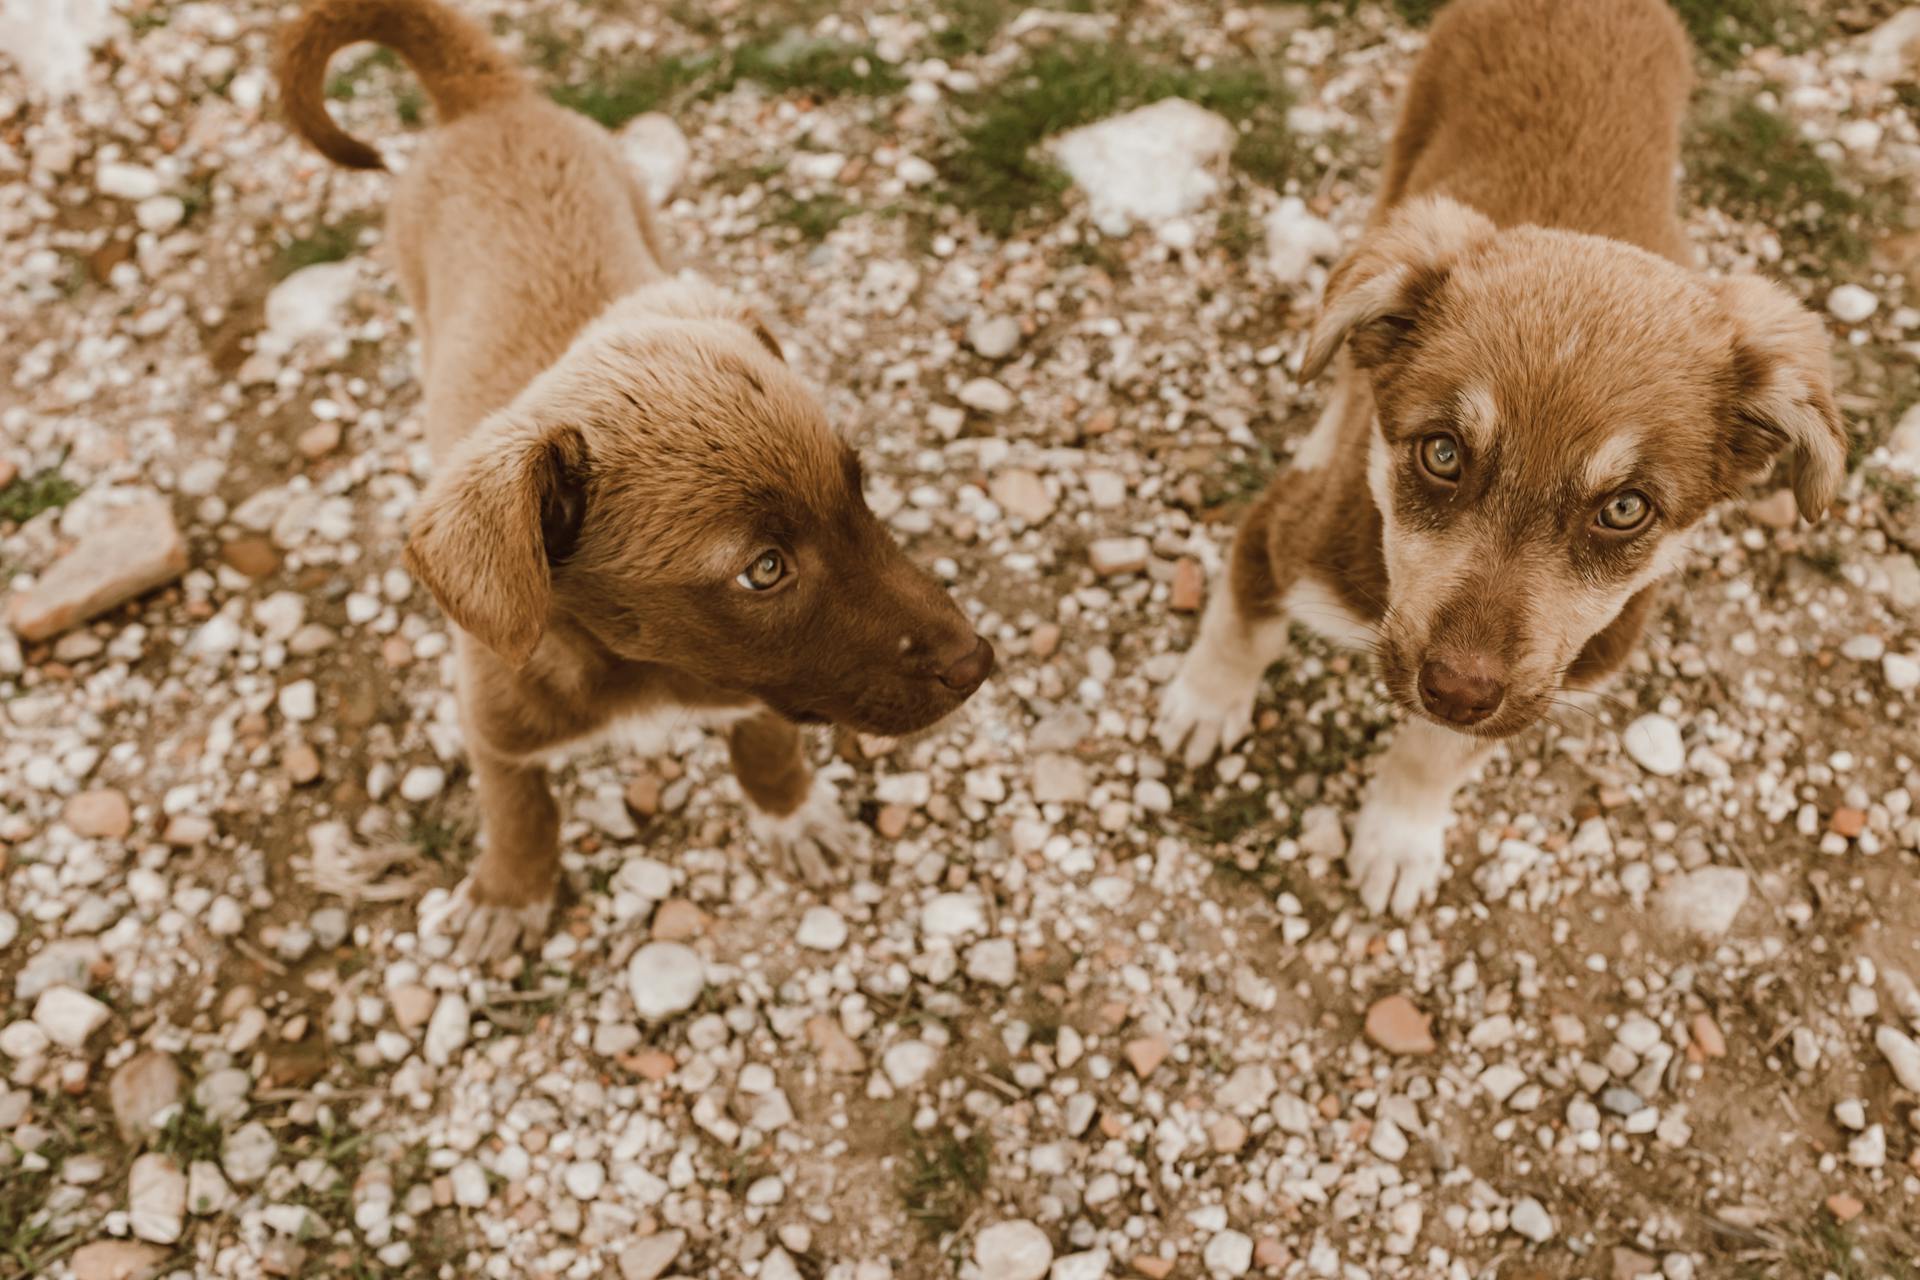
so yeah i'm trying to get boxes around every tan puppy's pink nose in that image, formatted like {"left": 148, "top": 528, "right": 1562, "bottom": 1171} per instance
{"left": 1419, "top": 659, "right": 1504, "bottom": 726}
{"left": 937, "top": 636, "right": 995, "bottom": 692}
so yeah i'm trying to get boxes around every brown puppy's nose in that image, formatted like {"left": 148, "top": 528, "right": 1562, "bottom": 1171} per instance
{"left": 1418, "top": 659, "right": 1504, "bottom": 726}
{"left": 936, "top": 635, "right": 995, "bottom": 692}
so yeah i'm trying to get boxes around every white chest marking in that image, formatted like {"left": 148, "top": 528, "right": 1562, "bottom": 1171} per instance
{"left": 543, "top": 703, "right": 760, "bottom": 768}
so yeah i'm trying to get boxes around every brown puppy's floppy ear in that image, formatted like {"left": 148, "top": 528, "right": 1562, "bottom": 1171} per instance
{"left": 403, "top": 415, "right": 589, "bottom": 667}
{"left": 1711, "top": 274, "right": 1847, "bottom": 521}
{"left": 1300, "top": 195, "right": 1496, "bottom": 382}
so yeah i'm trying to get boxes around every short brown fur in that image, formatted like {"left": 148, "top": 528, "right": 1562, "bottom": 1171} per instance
{"left": 277, "top": 0, "right": 994, "bottom": 957}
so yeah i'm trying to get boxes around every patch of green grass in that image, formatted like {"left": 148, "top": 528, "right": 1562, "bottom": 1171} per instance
{"left": 927, "top": 0, "right": 1015, "bottom": 58}
{"left": 153, "top": 1100, "right": 224, "bottom": 1166}
{"left": 1685, "top": 98, "right": 1874, "bottom": 265}
{"left": 723, "top": 31, "right": 907, "bottom": 98}
{"left": 1669, "top": 0, "right": 1821, "bottom": 67}
{"left": 270, "top": 215, "right": 372, "bottom": 280}
{"left": 899, "top": 1127, "right": 990, "bottom": 1239}
{"left": 1175, "top": 786, "right": 1273, "bottom": 846}
{"left": 0, "top": 468, "right": 80, "bottom": 526}
{"left": 548, "top": 53, "right": 718, "bottom": 127}
{"left": 407, "top": 815, "right": 464, "bottom": 865}
{"left": 3, "top": 1098, "right": 120, "bottom": 1274}
{"left": 1386, "top": 0, "right": 1448, "bottom": 25}
{"left": 767, "top": 193, "right": 857, "bottom": 240}
{"left": 546, "top": 31, "right": 902, "bottom": 130}
{"left": 938, "top": 43, "right": 1295, "bottom": 236}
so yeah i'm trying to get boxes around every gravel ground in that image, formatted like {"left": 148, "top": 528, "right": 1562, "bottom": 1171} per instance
{"left": 3, "top": 2, "right": 1920, "bottom": 1279}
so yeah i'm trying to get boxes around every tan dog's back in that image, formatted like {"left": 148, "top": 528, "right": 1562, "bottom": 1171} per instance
{"left": 277, "top": 0, "right": 671, "bottom": 455}
{"left": 1380, "top": 0, "right": 1693, "bottom": 261}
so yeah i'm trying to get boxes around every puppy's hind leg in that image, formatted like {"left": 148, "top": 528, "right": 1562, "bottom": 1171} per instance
{"left": 1155, "top": 496, "right": 1291, "bottom": 769}
{"left": 730, "top": 710, "right": 865, "bottom": 888}
{"left": 1345, "top": 719, "right": 1492, "bottom": 918}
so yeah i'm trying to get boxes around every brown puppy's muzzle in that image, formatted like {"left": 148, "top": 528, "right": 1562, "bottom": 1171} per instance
{"left": 936, "top": 634, "right": 995, "bottom": 693}
{"left": 1417, "top": 656, "right": 1506, "bottom": 726}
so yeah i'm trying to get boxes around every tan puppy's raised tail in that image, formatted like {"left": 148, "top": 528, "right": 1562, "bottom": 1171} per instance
{"left": 276, "top": 0, "right": 527, "bottom": 170}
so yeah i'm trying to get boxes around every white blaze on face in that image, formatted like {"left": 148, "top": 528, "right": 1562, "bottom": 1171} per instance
{"left": 1367, "top": 426, "right": 1471, "bottom": 641}
{"left": 1455, "top": 384, "right": 1498, "bottom": 453}
{"left": 1580, "top": 429, "right": 1642, "bottom": 494}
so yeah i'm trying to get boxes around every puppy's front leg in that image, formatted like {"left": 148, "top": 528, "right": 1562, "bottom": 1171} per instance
{"left": 420, "top": 747, "right": 560, "bottom": 961}
{"left": 1156, "top": 496, "right": 1291, "bottom": 768}
{"left": 1346, "top": 719, "right": 1493, "bottom": 917}
{"left": 729, "top": 710, "right": 864, "bottom": 888}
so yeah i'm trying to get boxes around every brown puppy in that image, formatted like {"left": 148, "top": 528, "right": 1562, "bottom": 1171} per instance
{"left": 277, "top": 0, "right": 993, "bottom": 958}
{"left": 1158, "top": 0, "right": 1843, "bottom": 915}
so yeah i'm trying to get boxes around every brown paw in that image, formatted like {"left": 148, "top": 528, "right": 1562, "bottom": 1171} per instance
{"left": 419, "top": 876, "right": 555, "bottom": 963}
{"left": 748, "top": 778, "right": 867, "bottom": 889}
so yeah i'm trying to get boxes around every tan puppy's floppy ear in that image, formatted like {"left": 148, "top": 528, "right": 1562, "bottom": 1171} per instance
{"left": 1301, "top": 195, "right": 1496, "bottom": 382}
{"left": 404, "top": 415, "right": 589, "bottom": 667}
{"left": 1711, "top": 274, "right": 1847, "bottom": 521}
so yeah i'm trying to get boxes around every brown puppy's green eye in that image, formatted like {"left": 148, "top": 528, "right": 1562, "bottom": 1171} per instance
{"left": 1417, "top": 433, "right": 1462, "bottom": 481}
{"left": 1597, "top": 491, "right": 1652, "bottom": 532}
{"left": 737, "top": 551, "right": 786, "bottom": 591}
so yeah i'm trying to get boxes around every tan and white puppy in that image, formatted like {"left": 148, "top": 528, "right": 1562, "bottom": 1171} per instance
{"left": 277, "top": 0, "right": 993, "bottom": 958}
{"left": 1158, "top": 0, "right": 1844, "bottom": 915}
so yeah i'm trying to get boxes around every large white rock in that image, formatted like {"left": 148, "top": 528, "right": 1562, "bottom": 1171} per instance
{"left": 628, "top": 941, "right": 705, "bottom": 1019}
{"left": 1654, "top": 866, "right": 1750, "bottom": 938}
{"left": 0, "top": 0, "right": 118, "bottom": 99}
{"left": 261, "top": 261, "right": 360, "bottom": 353}
{"left": 1886, "top": 401, "right": 1920, "bottom": 474}
{"left": 1622, "top": 714, "right": 1685, "bottom": 776}
{"left": 975, "top": 1220, "right": 1053, "bottom": 1280}
{"left": 1877, "top": 1025, "right": 1920, "bottom": 1093}
{"left": 128, "top": 1154, "right": 186, "bottom": 1244}
{"left": 1860, "top": 8, "right": 1920, "bottom": 83}
{"left": 1051, "top": 98, "right": 1236, "bottom": 234}
{"left": 1264, "top": 196, "right": 1342, "bottom": 286}
{"left": 7, "top": 493, "right": 188, "bottom": 641}
{"left": 32, "top": 986, "right": 110, "bottom": 1050}
{"left": 620, "top": 112, "right": 692, "bottom": 206}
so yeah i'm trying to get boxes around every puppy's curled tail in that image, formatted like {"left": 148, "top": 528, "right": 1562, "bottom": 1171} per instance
{"left": 276, "top": 0, "right": 527, "bottom": 171}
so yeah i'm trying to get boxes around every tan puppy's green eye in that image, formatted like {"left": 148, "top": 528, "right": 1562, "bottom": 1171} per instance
{"left": 1418, "top": 433, "right": 1463, "bottom": 481}
{"left": 738, "top": 551, "right": 785, "bottom": 590}
{"left": 1598, "top": 491, "right": 1652, "bottom": 532}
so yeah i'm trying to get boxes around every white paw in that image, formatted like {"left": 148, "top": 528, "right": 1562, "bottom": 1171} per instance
{"left": 1154, "top": 654, "right": 1260, "bottom": 769}
{"left": 1345, "top": 803, "right": 1450, "bottom": 918}
{"left": 419, "top": 877, "right": 555, "bottom": 963}
{"left": 748, "top": 778, "right": 866, "bottom": 888}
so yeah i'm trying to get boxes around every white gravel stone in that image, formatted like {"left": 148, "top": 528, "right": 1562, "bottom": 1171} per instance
{"left": 1827, "top": 283, "right": 1877, "bottom": 324}
{"left": 882, "top": 1039, "right": 939, "bottom": 1089}
{"left": 796, "top": 906, "right": 849, "bottom": 951}
{"left": 1052, "top": 99, "right": 1235, "bottom": 233}
{"left": 1876, "top": 1025, "right": 1920, "bottom": 1092}
{"left": 628, "top": 942, "right": 706, "bottom": 1020}
{"left": 1203, "top": 1229, "right": 1253, "bottom": 1277}
{"left": 965, "top": 937, "right": 1018, "bottom": 987}
{"left": 619, "top": 1230, "right": 686, "bottom": 1280}
{"left": 921, "top": 892, "right": 987, "bottom": 938}
{"left": 1623, "top": 714, "right": 1685, "bottom": 776}
{"left": 1264, "top": 196, "right": 1342, "bottom": 285}
{"left": 1654, "top": 866, "right": 1750, "bottom": 938}
{"left": 1509, "top": 1197, "right": 1554, "bottom": 1243}
{"left": 424, "top": 993, "right": 469, "bottom": 1065}
{"left": 1049, "top": 1249, "right": 1112, "bottom": 1280}
{"left": 127, "top": 1153, "right": 185, "bottom": 1244}
{"left": 968, "top": 315, "right": 1023, "bottom": 359}
{"left": 975, "top": 1220, "right": 1053, "bottom": 1280}
{"left": 32, "top": 986, "right": 110, "bottom": 1050}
